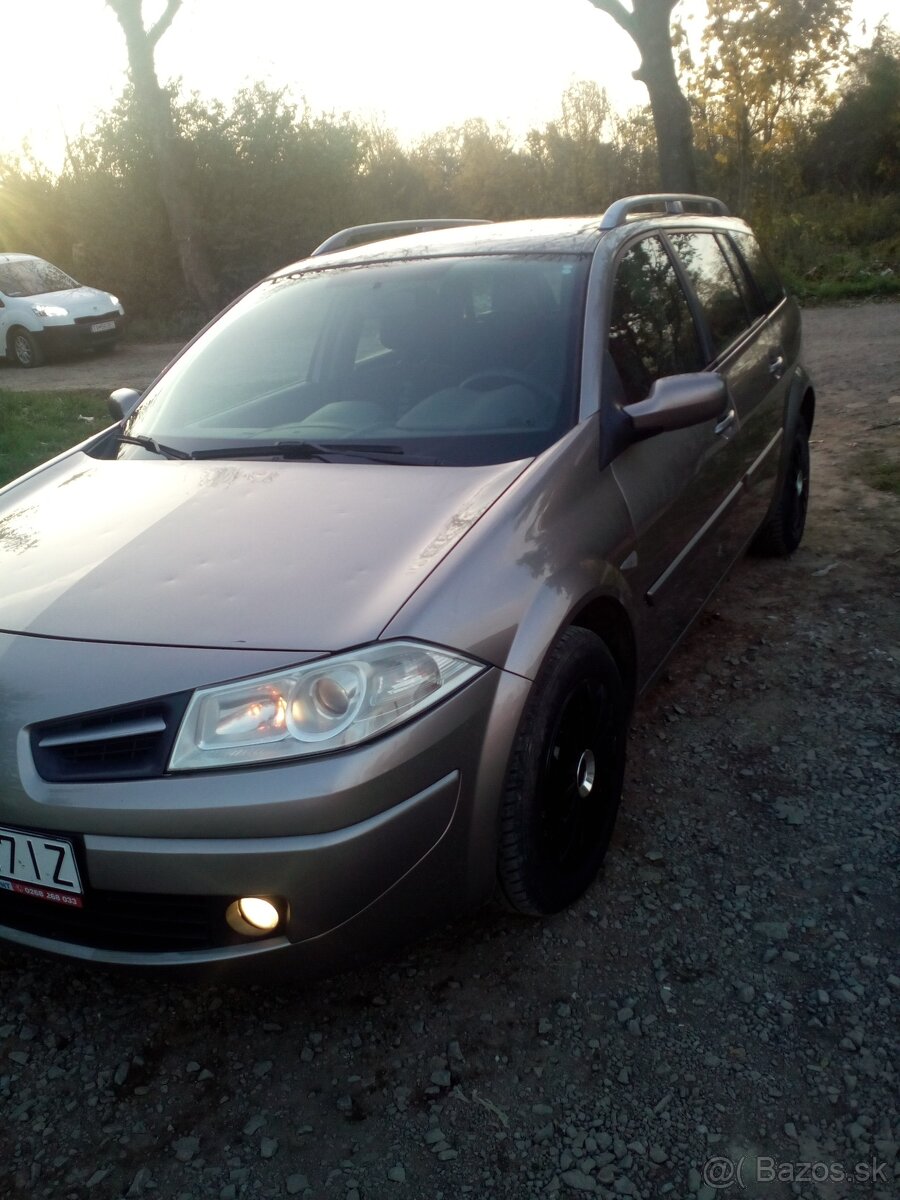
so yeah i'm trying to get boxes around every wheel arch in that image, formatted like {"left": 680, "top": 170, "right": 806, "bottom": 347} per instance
{"left": 569, "top": 594, "right": 638, "bottom": 715}
{"left": 799, "top": 385, "right": 815, "bottom": 435}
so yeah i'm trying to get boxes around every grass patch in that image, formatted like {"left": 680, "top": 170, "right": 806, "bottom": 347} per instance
{"left": 856, "top": 449, "right": 900, "bottom": 497}
{"left": 0, "top": 389, "right": 109, "bottom": 487}
{"left": 786, "top": 274, "right": 900, "bottom": 304}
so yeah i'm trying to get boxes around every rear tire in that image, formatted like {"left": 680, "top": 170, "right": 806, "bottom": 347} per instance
{"left": 8, "top": 327, "right": 45, "bottom": 369}
{"left": 498, "top": 627, "right": 628, "bottom": 915}
{"left": 752, "top": 423, "right": 810, "bottom": 556}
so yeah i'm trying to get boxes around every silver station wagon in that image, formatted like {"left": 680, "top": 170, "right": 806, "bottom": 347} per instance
{"left": 0, "top": 195, "right": 813, "bottom": 975}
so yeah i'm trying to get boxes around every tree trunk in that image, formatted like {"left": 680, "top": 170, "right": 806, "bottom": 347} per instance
{"left": 589, "top": 0, "right": 698, "bottom": 193}
{"left": 107, "top": 0, "right": 220, "bottom": 313}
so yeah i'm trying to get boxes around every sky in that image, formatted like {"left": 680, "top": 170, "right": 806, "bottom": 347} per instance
{"left": 0, "top": 0, "right": 892, "bottom": 172}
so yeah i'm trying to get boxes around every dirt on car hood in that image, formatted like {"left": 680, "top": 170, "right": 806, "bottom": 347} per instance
{"left": 0, "top": 452, "right": 527, "bottom": 650}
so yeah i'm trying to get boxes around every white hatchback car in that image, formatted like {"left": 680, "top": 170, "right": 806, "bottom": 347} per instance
{"left": 0, "top": 253, "right": 125, "bottom": 367}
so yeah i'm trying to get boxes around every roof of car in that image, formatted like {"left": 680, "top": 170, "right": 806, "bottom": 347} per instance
{"left": 277, "top": 219, "right": 606, "bottom": 276}
{"left": 0, "top": 253, "right": 39, "bottom": 263}
{"left": 280, "top": 195, "right": 743, "bottom": 277}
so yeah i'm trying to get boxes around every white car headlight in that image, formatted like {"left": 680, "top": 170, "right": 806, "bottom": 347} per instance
{"left": 32, "top": 304, "right": 68, "bottom": 318}
{"left": 168, "top": 640, "right": 485, "bottom": 771}
{"left": 108, "top": 294, "right": 120, "bottom": 307}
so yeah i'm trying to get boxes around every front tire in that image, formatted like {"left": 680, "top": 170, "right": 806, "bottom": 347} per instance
{"left": 498, "top": 627, "right": 628, "bottom": 915}
{"left": 8, "top": 327, "right": 45, "bottom": 369}
{"left": 753, "top": 423, "right": 810, "bottom": 556}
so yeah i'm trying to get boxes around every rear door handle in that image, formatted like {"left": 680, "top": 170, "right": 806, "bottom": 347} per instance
{"left": 769, "top": 353, "right": 786, "bottom": 379}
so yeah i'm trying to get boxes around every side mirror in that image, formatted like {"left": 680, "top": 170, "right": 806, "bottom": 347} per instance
{"left": 626, "top": 373, "right": 727, "bottom": 440}
{"left": 107, "top": 387, "right": 142, "bottom": 421}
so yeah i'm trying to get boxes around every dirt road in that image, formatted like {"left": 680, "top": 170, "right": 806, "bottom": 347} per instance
{"left": 0, "top": 340, "right": 184, "bottom": 393}
{"left": 0, "top": 305, "right": 897, "bottom": 1200}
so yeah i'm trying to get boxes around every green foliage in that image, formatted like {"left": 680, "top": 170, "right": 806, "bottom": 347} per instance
{"left": 801, "top": 26, "right": 900, "bottom": 194}
{"left": 0, "top": 390, "right": 109, "bottom": 487}
{"left": 760, "top": 192, "right": 900, "bottom": 300}
{"left": 692, "top": 0, "right": 852, "bottom": 212}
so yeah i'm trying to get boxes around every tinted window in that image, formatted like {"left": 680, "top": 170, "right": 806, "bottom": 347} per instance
{"left": 608, "top": 236, "right": 703, "bottom": 405}
{"left": 730, "top": 231, "right": 785, "bottom": 315}
{"left": 120, "top": 255, "right": 589, "bottom": 467}
{"left": 669, "top": 232, "right": 751, "bottom": 358}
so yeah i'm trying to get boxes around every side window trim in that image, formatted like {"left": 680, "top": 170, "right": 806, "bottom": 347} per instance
{"left": 657, "top": 230, "right": 716, "bottom": 365}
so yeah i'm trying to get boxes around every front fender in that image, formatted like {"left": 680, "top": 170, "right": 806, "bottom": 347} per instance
{"left": 380, "top": 417, "right": 638, "bottom": 683}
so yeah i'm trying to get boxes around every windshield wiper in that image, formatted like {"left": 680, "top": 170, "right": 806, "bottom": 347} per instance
{"left": 190, "top": 440, "right": 439, "bottom": 465}
{"left": 117, "top": 434, "right": 192, "bottom": 460}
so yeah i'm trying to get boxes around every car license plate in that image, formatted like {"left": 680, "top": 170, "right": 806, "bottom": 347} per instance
{"left": 91, "top": 320, "right": 116, "bottom": 333}
{"left": 0, "top": 826, "right": 83, "bottom": 907}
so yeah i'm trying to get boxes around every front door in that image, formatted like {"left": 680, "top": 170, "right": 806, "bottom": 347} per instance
{"left": 602, "top": 234, "right": 745, "bottom": 683}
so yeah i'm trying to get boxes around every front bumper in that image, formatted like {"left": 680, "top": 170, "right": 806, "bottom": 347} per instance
{"left": 35, "top": 314, "right": 122, "bottom": 356}
{"left": 0, "top": 634, "right": 531, "bottom": 974}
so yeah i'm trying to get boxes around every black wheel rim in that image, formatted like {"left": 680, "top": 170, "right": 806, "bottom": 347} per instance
{"left": 535, "top": 677, "right": 616, "bottom": 874}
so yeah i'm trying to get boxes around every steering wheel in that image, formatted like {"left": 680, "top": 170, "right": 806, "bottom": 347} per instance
{"left": 459, "top": 370, "right": 556, "bottom": 406}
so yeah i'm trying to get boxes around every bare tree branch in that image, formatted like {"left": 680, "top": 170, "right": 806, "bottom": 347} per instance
{"left": 148, "top": 0, "right": 181, "bottom": 48}
{"left": 587, "top": 0, "right": 635, "bottom": 37}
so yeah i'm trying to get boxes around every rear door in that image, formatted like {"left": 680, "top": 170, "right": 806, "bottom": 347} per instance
{"left": 666, "top": 228, "right": 787, "bottom": 547}
{"left": 728, "top": 229, "right": 799, "bottom": 525}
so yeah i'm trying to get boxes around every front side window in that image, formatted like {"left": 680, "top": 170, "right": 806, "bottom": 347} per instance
{"left": 119, "top": 254, "right": 589, "bottom": 467}
{"left": 608, "top": 236, "right": 703, "bottom": 405}
{"left": 669, "top": 232, "right": 751, "bottom": 359}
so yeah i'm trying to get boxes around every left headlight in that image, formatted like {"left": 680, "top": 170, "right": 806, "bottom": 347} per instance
{"left": 32, "top": 304, "right": 68, "bottom": 318}
{"left": 168, "top": 640, "right": 485, "bottom": 771}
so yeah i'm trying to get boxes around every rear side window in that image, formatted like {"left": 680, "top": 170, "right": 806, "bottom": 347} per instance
{"left": 730, "top": 231, "right": 786, "bottom": 315}
{"left": 608, "top": 236, "right": 703, "bottom": 405}
{"left": 669, "top": 232, "right": 751, "bottom": 359}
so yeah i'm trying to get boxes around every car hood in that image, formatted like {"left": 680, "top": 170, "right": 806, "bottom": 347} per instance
{"left": 46, "top": 286, "right": 120, "bottom": 315}
{"left": 0, "top": 453, "right": 527, "bottom": 650}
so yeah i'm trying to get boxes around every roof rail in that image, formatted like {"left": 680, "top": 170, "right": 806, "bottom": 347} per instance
{"left": 311, "top": 218, "right": 492, "bottom": 257}
{"left": 599, "top": 194, "right": 730, "bottom": 230}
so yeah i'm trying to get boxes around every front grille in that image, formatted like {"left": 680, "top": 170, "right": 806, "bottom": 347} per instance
{"left": 31, "top": 692, "right": 191, "bottom": 782}
{"left": 0, "top": 887, "right": 230, "bottom": 952}
{"left": 73, "top": 310, "right": 119, "bottom": 326}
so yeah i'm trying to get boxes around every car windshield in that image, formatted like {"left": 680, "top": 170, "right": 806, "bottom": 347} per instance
{"left": 121, "top": 254, "right": 589, "bottom": 467}
{"left": 0, "top": 258, "right": 77, "bottom": 297}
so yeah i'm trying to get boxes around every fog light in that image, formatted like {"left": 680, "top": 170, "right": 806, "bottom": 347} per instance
{"left": 226, "top": 897, "right": 281, "bottom": 937}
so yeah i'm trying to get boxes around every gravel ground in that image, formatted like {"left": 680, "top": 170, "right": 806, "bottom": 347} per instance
{"left": 0, "top": 304, "right": 898, "bottom": 1200}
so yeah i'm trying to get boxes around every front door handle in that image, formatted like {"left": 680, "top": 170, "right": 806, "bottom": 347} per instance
{"left": 715, "top": 407, "right": 737, "bottom": 437}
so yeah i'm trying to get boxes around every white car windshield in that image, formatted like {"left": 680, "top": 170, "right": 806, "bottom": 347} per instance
{"left": 0, "top": 259, "right": 77, "bottom": 297}
{"left": 121, "top": 254, "right": 589, "bottom": 467}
